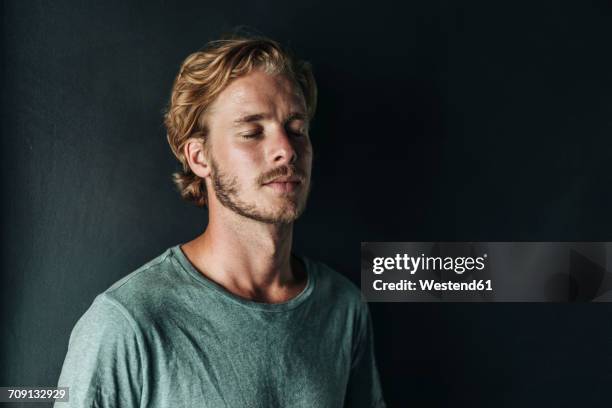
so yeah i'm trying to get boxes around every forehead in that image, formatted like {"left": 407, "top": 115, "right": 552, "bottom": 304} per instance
{"left": 208, "top": 70, "right": 306, "bottom": 119}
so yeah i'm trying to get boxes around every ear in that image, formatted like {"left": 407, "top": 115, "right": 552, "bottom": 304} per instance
{"left": 183, "top": 138, "right": 211, "bottom": 178}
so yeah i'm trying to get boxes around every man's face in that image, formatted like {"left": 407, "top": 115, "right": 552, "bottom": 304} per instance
{"left": 203, "top": 69, "right": 313, "bottom": 224}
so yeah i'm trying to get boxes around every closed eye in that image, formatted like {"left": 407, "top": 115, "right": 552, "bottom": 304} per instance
{"left": 240, "top": 131, "right": 263, "bottom": 139}
{"left": 288, "top": 129, "right": 306, "bottom": 137}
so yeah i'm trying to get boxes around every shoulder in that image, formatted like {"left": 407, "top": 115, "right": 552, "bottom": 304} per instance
{"left": 105, "top": 247, "right": 175, "bottom": 294}
{"left": 77, "top": 246, "right": 188, "bottom": 329}
{"left": 63, "top": 247, "right": 185, "bottom": 351}
{"left": 101, "top": 246, "right": 183, "bottom": 308}
{"left": 303, "top": 256, "right": 367, "bottom": 312}
{"left": 67, "top": 293, "right": 140, "bottom": 349}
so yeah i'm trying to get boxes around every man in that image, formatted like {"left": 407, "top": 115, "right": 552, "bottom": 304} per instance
{"left": 55, "top": 35, "right": 386, "bottom": 408}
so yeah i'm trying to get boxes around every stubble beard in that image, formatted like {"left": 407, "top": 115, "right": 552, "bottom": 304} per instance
{"left": 209, "top": 156, "right": 310, "bottom": 225}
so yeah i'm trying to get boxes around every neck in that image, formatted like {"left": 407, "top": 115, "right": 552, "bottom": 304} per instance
{"left": 181, "top": 205, "right": 306, "bottom": 303}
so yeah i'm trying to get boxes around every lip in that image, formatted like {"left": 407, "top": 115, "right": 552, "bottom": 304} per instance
{"left": 264, "top": 177, "right": 302, "bottom": 184}
{"left": 263, "top": 179, "right": 302, "bottom": 193}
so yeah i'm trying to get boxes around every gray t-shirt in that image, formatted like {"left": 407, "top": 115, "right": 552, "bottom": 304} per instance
{"left": 54, "top": 245, "right": 386, "bottom": 408}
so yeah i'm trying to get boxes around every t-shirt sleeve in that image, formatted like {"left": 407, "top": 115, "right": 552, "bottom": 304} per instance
{"left": 54, "top": 294, "right": 144, "bottom": 407}
{"left": 344, "top": 301, "right": 387, "bottom": 408}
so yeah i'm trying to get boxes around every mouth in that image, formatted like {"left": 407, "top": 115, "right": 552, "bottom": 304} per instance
{"left": 263, "top": 177, "right": 303, "bottom": 193}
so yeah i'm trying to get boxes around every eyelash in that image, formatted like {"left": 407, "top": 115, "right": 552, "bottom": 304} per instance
{"left": 289, "top": 130, "right": 306, "bottom": 138}
{"left": 242, "top": 131, "right": 262, "bottom": 139}
{"left": 241, "top": 130, "right": 306, "bottom": 139}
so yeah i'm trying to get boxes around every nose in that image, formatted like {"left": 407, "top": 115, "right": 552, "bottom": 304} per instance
{"left": 268, "top": 127, "right": 297, "bottom": 165}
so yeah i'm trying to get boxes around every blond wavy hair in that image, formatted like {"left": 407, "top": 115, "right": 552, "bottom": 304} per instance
{"left": 164, "top": 35, "right": 318, "bottom": 207}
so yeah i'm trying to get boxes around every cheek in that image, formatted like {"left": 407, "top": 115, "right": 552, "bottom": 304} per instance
{"left": 221, "top": 143, "right": 264, "bottom": 179}
{"left": 301, "top": 143, "right": 313, "bottom": 167}
{"left": 217, "top": 140, "right": 261, "bottom": 163}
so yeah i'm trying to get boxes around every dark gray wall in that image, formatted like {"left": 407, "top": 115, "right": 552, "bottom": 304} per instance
{"left": 3, "top": 0, "right": 612, "bottom": 406}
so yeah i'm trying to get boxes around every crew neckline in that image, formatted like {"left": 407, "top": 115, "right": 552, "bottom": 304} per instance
{"left": 170, "top": 244, "right": 316, "bottom": 312}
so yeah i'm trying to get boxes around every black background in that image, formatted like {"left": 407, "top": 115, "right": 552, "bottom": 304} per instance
{"left": 3, "top": 0, "right": 612, "bottom": 406}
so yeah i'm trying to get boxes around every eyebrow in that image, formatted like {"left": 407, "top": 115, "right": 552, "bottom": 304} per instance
{"left": 232, "top": 112, "right": 308, "bottom": 127}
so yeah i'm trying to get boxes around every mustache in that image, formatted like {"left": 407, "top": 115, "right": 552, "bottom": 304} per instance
{"left": 258, "top": 165, "right": 307, "bottom": 185}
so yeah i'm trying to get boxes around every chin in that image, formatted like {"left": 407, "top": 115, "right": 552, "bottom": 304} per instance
{"left": 267, "top": 206, "right": 303, "bottom": 224}
{"left": 261, "top": 200, "right": 307, "bottom": 224}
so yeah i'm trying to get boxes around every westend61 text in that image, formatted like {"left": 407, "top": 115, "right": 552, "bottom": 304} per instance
{"left": 373, "top": 279, "right": 493, "bottom": 291}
